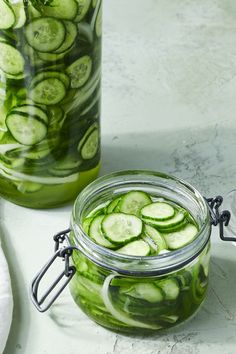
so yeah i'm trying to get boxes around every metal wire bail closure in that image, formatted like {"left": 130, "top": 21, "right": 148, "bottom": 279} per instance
{"left": 31, "top": 229, "right": 77, "bottom": 313}
{"left": 206, "top": 196, "right": 236, "bottom": 242}
{"left": 30, "top": 195, "right": 236, "bottom": 313}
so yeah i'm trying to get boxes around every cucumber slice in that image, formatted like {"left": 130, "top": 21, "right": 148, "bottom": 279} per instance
{"left": 95, "top": 3, "right": 102, "bottom": 37}
{"left": 106, "top": 197, "right": 121, "bottom": 214}
{"left": 17, "top": 181, "right": 43, "bottom": 193}
{"left": 102, "top": 213, "right": 143, "bottom": 245}
{"left": 9, "top": 0, "right": 26, "bottom": 29}
{"left": 49, "top": 156, "right": 81, "bottom": 177}
{"left": 12, "top": 105, "right": 48, "bottom": 124}
{"left": 39, "top": 0, "right": 78, "bottom": 21}
{"left": 0, "top": 42, "right": 24, "bottom": 75}
{"left": 124, "top": 283, "right": 164, "bottom": 303}
{"left": 37, "top": 50, "right": 69, "bottom": 62}
{"left": 82, "top": 217, "right": 94, "bottom": 234}
{"left": 164, "top": 224, "right": 198, "bottom": 250}
{"left": 87, "top": 201, "right": 109, "bottom": 218}
{"left": 0, "top": 0, "right": 15, "bottom": 29}
{"left": 6, "top": 111, "right": 48, "bottom": 146}
{"left": 78, "top": 122, "right": 97, "bottom": 147}
{"left": 74, "top": 0, "right": 91, "bottom": 22}
{"left": 80, "top": 128, "right": 99, "bottom": 160}
{"left": 25, "top": 17, "right": 66, "bottom": 53}
{"left": 119, "top": 191, "right": 152, "bottom": 217}
{"left": 144, "top": 225, "right": 167, "bottom": 253}
{"left": 143, "top": 210, "right": 185, "bottom": 230}
{"left": 156, "top": 278, "right": 180, "bottom": 301}
{"left": 117, "top": 239, "right": 150, "bottom": 256}
{"left": 66, "top": 55, "right": 92, "bottom": 88}
{"left": 159, "top": 315, "right": 179, "bottom": 324}
{"left": 31, "top": 71, "right": 70, "bottom": 90}
{"left": 30, "top": 78, "right": 66, "bottom": 105}
{"left": 141, "top": 202, "right": 175, "bottom": 221}
{"left": 89, "top": 215, "right": 115, "bottom": 249}
{"left": 54, "top": 21, "right": 77, "bottom": 54}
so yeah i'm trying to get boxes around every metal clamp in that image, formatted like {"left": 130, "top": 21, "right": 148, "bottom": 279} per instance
{"left": 31, "top": 229, "right": 78, "bottom": 313}
{"left": 206, "top": 196, "right": 236, "bottom": 242}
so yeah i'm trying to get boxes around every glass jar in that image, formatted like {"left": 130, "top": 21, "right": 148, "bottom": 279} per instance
{"left": 0, "top": 0, "right": 102, "bottom": 208}
{"left": 31, "top": 170, "right": 236, "bottom": 335}
{"left": 69, "top": 171, "right": 211, "bottom": 333}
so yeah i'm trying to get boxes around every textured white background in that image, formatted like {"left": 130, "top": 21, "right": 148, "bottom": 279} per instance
{"left": 2, "top": 1, "right": 236, "bottom": 354}
{"left": 102, "top": 0, "right": 236, "bottom": 134}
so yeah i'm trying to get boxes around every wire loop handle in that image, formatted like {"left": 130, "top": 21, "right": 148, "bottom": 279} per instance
{"left": 31, "top": 228, "right": 78, "bottom": 312}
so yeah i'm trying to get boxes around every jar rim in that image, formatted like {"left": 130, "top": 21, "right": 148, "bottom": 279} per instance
{"left": 71, "top": 170, "right": 211, "bottom": 275}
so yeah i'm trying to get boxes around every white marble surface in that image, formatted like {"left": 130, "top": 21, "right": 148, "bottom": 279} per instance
{"left": 2, "top": 0, "right": 236, "bottom": 353}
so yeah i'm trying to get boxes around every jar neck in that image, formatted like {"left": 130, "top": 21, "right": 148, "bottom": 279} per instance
{"left": 71, "top": 222, "right": 211, "bottom": 276}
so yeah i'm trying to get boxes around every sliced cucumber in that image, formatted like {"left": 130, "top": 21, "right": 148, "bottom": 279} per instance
{"left": 89, "top": 215, "right": 115, "bottom": 249}
{"left": 49, "top": 156, "right": 81, "bottom": 177}
{"left": 39, "top": 0, "right": 78, "bottom": 21}
{"left": 143, "top": 210, "right": 185, "bottom": 230}
{"left": 87, "top": 201, "right": 109, "bottom": 218}
{"left": 6, "top": 107, "right": 48, "bottom": 146}
{"left": 74, "top": 0, "right": 91, "bottom": 22}
{"left": 164, "top": 224, "right": 198, "bottom": 250}
{"left": 80, "top": 128, "right": 99, "bottom": 160}
{"left": 0, "top": 0, "right": 15, "bottom": 29}
{"left": 25, "top": 17, "right": 66, "bottom": 53}
{"left": 107, "top": 197, "right": 121, "bottom": 214}
{"left": 159, "top": 315, "right": 179, "bottom": 324}
{"left": 117, "top": 239, "right": 150, "bottom": 257}
{"left": 124, "top": 283, "right": 164, "bottom": 303}
{"left": 82, "top": 217, "right": 94, "bottom": 234}
{"left": 144, "top": 225, "right": 167, "bottom": 253}
{"left": 54, "top": 21, "right": 77, "bottom": 54}
{"left": 102, "top": 213, "right": 143, "bottom": 245}
{"left": 31, "top": 71, "right": 70, "bottom": 90}
{"left": 6, "top": 114, "right": 47, "bottom": 146}
{"left": 17, "top": 181, "right": 43, "bottom": 193}
{"left": 0, "top": 42, "right": 24, "bottom": 75}
{"left": 30, "top": 78, "right": 66, "bottom": 105}
{"left": 66, "top": 55, "right": 92, "bottom": 88}
{"left": 78, "top": 122, "right": 97, "bottom": 147}
{"left": 119, "top": 191, "right": 152, "bottom": 217}
{"left": 9, "top": 0, "right": 26, "bottom": 29}
{"left": 141, "top": 202, "right": 175, "bottom": 221}
{"left": 156, "top": 278, "right": 180, "bottom": 301}
{"left": 12, "top": 105, "right": 48, "bottom": 124}
{"left": 37, "top": 50, "right": 69, "bottom": 62}
{"left": 95, "top": 3, "right": 102, "bottom": 37}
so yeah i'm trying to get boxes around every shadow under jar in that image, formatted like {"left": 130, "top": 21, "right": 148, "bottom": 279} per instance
{"left": 0, "top": 0, "right": 102, "bottom": 208}
{"left": 69, "top": 171, "right": 211, "bottom": 333}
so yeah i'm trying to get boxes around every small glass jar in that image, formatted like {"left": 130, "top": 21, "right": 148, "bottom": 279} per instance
{"left": 31, "top": 170, "right": 234, "bottom": 334}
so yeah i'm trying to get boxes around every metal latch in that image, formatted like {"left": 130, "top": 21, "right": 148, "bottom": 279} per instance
{"left": 31, "top": 228, "right": 77, "bottom": 312}
{"left": 206, "top": 196, "right": 235, "bottom": 241}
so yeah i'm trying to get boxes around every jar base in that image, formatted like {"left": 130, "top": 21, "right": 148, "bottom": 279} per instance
{"left": 0, "top": 163, "right": 100, "bottom": 209}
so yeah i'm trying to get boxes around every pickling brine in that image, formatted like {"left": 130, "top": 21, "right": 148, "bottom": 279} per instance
{"left": 0, "top": 0, "right": 102, "bottom": 208}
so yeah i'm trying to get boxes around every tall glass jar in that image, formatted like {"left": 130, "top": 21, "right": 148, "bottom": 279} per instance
{"left": 69, "top": 171, "right": 211, "bottom": 334}
{"left": 0, "top": 0, "right": 102, "bottom": 208}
